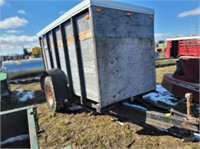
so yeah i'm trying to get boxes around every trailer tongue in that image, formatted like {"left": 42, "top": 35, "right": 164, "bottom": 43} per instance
{"left": 108, "top": 102, "right": 200, "bottom": 134}
{"left": 106, "top": 85, "right": 200, "bottom": 135}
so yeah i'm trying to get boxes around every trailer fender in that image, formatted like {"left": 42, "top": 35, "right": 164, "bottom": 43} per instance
{"left": 40, "top": 68, "right": 70, "bottom": 111}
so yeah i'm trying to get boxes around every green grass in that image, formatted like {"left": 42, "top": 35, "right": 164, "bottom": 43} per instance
{"left": 156, "top": 59, "right": 176, "bottom": 68}
{"left": 156, "top": 65, "right": 176, "bottom": 84}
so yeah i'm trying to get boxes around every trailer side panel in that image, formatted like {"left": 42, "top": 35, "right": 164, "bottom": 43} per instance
{"left": 92, "top": 7, "right": 155, "bottom": 107}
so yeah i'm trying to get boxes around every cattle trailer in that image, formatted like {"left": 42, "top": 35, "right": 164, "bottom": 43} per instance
{"left": 166, "top": 36, "right": 200, "bottom": 58}
{"left": 37, "top": 0, "right": 155, "bottom": 112}
{"left": 37, "top": 0, "right": 200, "bottom": 136}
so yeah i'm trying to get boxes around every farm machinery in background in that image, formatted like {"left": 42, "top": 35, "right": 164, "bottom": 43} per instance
{"left": 0, "top": 46, "right": 44, "bottom": 98}
{"left": 155, "top": 40, "right": 167, "bottom": 53}
{"left": 23, "top": 47, "right": 42, "bottom": 59}
{"left": 162, "top": 36, "right": 200, "bottom": 103}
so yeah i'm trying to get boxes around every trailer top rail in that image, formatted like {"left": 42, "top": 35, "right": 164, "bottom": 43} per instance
{"left": 37, "top": 0, "right": 154, "bottom": 37}
{"left": 167, "top": 36, "right": 200, "bottom": 41}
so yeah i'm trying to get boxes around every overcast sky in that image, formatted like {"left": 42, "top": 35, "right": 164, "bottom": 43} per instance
{"left": 0, "top": 0, "right": 199, "bottom": 54}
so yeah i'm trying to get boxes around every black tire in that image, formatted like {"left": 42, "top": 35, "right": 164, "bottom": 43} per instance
{"left": 43, "top": 76, "right": 65, "bottom": 112}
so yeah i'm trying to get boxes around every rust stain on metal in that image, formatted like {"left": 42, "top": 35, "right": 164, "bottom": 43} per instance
{"left": 184, "top": 117, "right": 200, "bottom": 125}
{"left": 50, "top": 42, "right": 54, "bottom": 50}
{"left": 64, "top": 29, "right": 93, "bottom": 45}
{"left": 57, "top": 40, "right": 63, "bottom": 47}
{"left": 185, "top": 93, "right": 193, "bottom": 117}
{"left": 66, "top": 36, "right": 74, "bottom": 45}
{"left": 181, "top": 122, "right": 198, "bottom": 132}
{"left": 78, "top": 29, "right": 92, "bottom": 41}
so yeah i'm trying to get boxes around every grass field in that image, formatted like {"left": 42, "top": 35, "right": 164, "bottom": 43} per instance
{"left": 156, "top": 65, "right": 176, "bottom": 84}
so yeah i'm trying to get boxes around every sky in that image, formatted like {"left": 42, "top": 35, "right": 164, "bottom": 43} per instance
{"left": 0, "top": 0, "right": 199, "bottom": 55}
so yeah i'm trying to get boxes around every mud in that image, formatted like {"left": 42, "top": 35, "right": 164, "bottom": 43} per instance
{"left": 1, "top": 79, "right": 200, "bottom": 148}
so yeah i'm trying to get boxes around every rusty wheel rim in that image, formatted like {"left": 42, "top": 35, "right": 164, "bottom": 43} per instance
{"left": 46, "top": 85, "right": 54, "bottom": 106}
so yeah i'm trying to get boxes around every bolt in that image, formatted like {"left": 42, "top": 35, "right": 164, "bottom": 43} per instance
{"left": 185, "top": 93, "right": 193, "bottom": 117}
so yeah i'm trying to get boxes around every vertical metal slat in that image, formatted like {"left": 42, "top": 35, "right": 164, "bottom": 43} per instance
{"left": 45, "top": 34, "right": 54, "bottom": 68}
{"left": 52, "top": 30, "right": 61, "bottom": 69}
{"left": 60, "top": 24, "right": 74, "bottom": 93}
{"left": 39, "top": 37, "right": 48, "bottom": 70}
{"left": 71, "top": 17, "right": 86, "bottom": 103}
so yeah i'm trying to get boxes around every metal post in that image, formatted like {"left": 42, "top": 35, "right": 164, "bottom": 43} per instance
{"left": 185, "top": 93, "right": 193, "bottom": 117}
{"left": 39, "top": 37, "right": 48, "bottom": 70}
{"left": 52, "top": 29, "right": 61, "bottom": 69}
{"left": 70, "top": 17, "right": 86, "bottom": 103}
{"left": 59, "top": 24, "right": 74, "bottom": 94}
{"left": 45, "top": 34, "right": 54, "bottom": 68}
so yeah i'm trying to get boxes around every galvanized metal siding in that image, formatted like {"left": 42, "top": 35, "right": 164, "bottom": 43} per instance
{"left": 38, "top": 4, "right": 155, "bottom": 109}
{"left": 92, "top": 7, "right": 155, "bottom": 107}
{"left": 48, "top": 33, "right": 58, "bottom": 68}
{"left": 96, "top": 38, "right": 155, "bottom": 107}
{"left": 42, "top": 37, "right": 51, "bottom": 70}
{"left": 75, "top": 12, "right": 99, "bottom": 101}
{"left": 64, "top": 22, "right": 81, "bottom": 96}
{"left": 55, "top": 28, "right": 68, "bottom": 75}
{"left": 93, "top": 6, "right": 153, "bottom": 38}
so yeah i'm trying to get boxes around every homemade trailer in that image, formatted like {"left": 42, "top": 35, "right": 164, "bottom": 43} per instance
{"left": 38, "top": 0, "right": 155, "bottom": 112}
{"left": 37, "top": 0, "right": 200, "bottom": 135}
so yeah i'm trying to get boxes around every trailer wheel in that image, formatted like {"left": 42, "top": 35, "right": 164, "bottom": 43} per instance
{"left": 44, "top": 76, "right": 65, "bottom": 112}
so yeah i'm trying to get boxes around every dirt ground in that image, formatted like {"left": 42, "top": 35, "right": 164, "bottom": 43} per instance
{"left": 1, "top": 66, "right": 200, "bottom": 148}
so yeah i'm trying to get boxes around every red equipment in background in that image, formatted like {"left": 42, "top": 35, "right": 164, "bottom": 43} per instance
{"left": 166, "top": 36, "right": 200, "bottom": 58}
{"left": 163, "top": 36, "right": 200, "bottom": 102}
{"left": 162, "top": 56, "right": 199, "bottom": 102}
